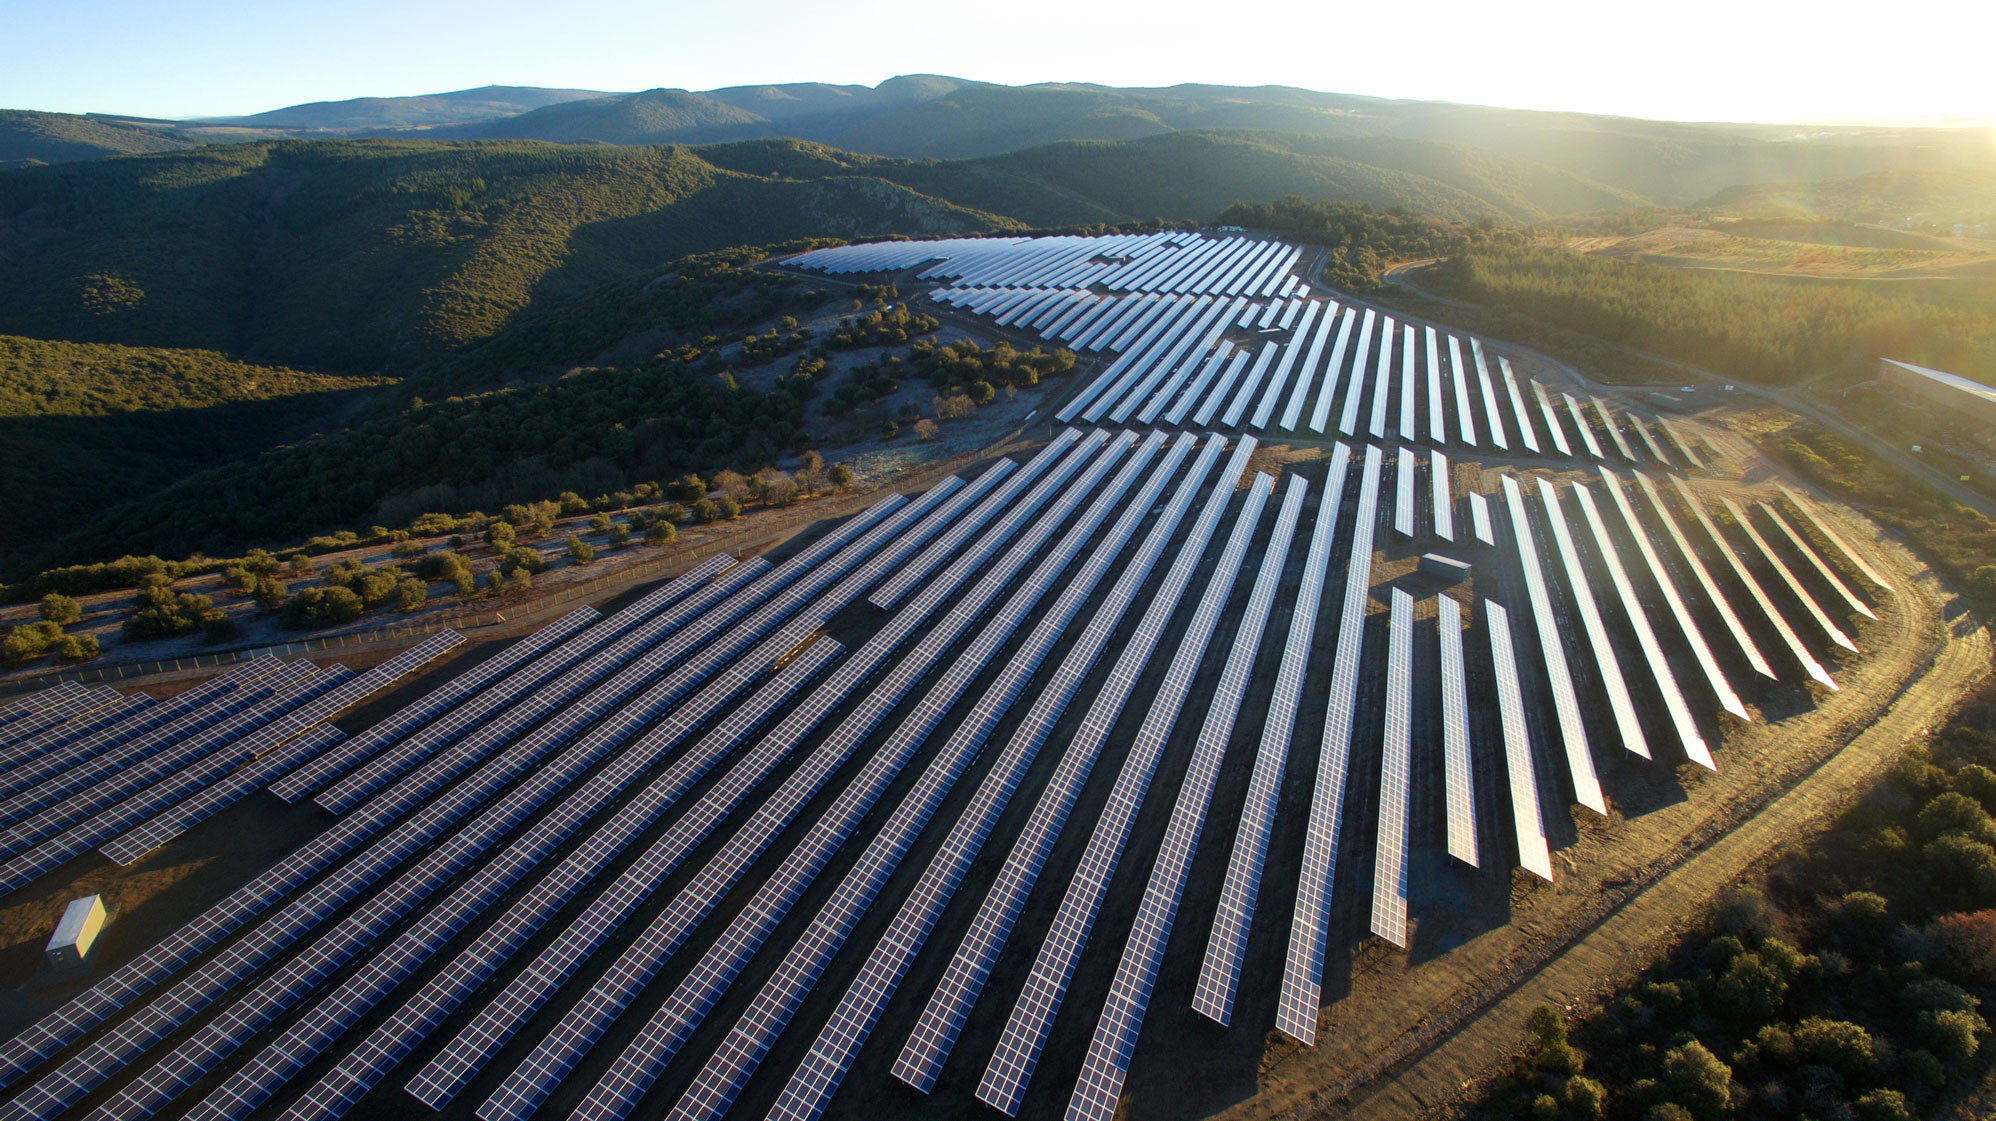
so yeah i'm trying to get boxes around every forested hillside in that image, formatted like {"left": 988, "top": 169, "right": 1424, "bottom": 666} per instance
{"left": 0, "top": 110, "right": 196, "bottom": 169}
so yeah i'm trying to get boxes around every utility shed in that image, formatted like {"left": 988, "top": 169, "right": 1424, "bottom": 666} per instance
{"left": 1420, "top": 553, "right": 1472, "bottom": 582}
{"left": 46, "top": 895, "right": 105, "bottom": 969}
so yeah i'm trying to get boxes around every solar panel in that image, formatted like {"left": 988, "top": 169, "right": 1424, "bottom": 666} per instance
{"left": 1367, "top": 314, "right": 1396, "bottom": 439}
{"left": 1163, "top": 340, "right": 1236, "bottom": 426}
{"left": 1664, "top": 478, "right": 1835, "bottom": 688}
{"left": 1720, "top": 496, "right": 1859, "bottom": 653}
{"left": 1597, "top": 468, "right": 1748, "bottom": 722}
{"left": 893, "top": 438, "right": 1257, "bottom": 1095}
{"left": 473, "top": 434, "right": 1146, "bottom": 1121}
{"left": 1192, "top": 347, "right": 1255, "bottom": 427}
{"left": 0, "top": 501, "right": 895, "bottom": 1113}
{"left": 1251, "top": 301, "right": 1322, "bottom": 429}
{"left": 872, "top": 436, "right": 1071, "bottom": 608}
{"left": 1276, "top": 444, "right": 1382, "bottom": 1046}
{"left": 1630, "top": 413, "right": 1673, "bottom": 466}
{"left": 1484, "top": 601, "right": 1554, "bottom": 880}
{"left": 1499, "top": 476, "right": 1607, "bottom": 814}
{"left": 1192, "top": 446, "right": 1347, "bottom": 1027}
{"left": 1536, "top": 479, "right": 1651, "bottom": 760}
{"left": 1631, "top": 472, "right": 1777, "bottom": 681}
{"left": 1307, "top": 307, "right": 1357, "bottom": 434}
{"left": 1470, "top": 338, "right": 1507, "bottom": 449}
{"left": 1436, "top": 595, "right": 1478, "bottom": 866}
{"left": 760, "top": 436, "right": 1219, "bottom": 1121}
{"left": 1399, "top": 324, "right": 1418, "bottom": 440}
{"left": 269, "top": 607, "right": 597, "bottom": 802}
{"left": 1370, "top": 587, "right": 1415, "bottom": 947}
{"left": 0, "top": 693, "right": 153, "bottom": 780}
{"left": 1568, "top": 483, "right": 1715, "bottom": 769}
{"left": 1656, "top": 415, "right": 1709, "bottom": 471}
{"left": 1532, "top": 379, "right": 1573, "bottom": 457}
{"left": 1469, "top": 491, "right": 1495, "bottom": 546}
{"left": 1563, "top": 392, "right": 1604, "bottom": 458}
{"left": 1591, "top": 396, "right": 1639, "bottom": 461}
{"left": 6, "top": 497, "right": 907, "bottom": 1117}
{"left": 976, "top": 473, "right": 1273, "bottom": 1117}
{"left": 562, "top": 437, "right": 1178, "bottom": 1121}
{"left": 1432, "top": 451, "right": 1454, "bottom": 541}
{"left": 1060, "top": 475, "right": 1303, "bottom": 1121}
{"left": 1448, "top": 335, "right": 1479, "bottom": 446}
{"left": 1425, "top": 326, "right": 1446, "bottom": 444}
{"left": 1395, "top": 446, "right": 1417, "bottom": 538}
{"left": 1760, "top": 503, "right": 1878, "bottom": 621}
{"left": 1221, "top": 342, "right": 1281, "bottom": 427}
{"left": 1498, "top": 356, "right": 1539, "bottom": 453}
{"left": 1278, "top": 299, "right": 1341, "bottom": 431}
{"left": 1336, "top": 308, "right": 1375, "bottom": 436}
{"left": 1775, "top": 484, "right": 1892, "bottom": 592}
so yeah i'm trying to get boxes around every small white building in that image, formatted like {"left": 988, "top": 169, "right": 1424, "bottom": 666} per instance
{"left": 46, "top": 895, "right": 106, "bottom": 969}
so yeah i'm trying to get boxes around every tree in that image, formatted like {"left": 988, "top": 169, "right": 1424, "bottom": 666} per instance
{"left": 762, "top": 474, "right": 800, "bottom": 507}
{"left": 394, "top": 578, "right": 428, "bottom": 612}
{"left": 1931, "top": 909, "right": 1996, "bottom": 980}
{"left": 286, "top": 553, "right": 315, "bottom": 577}
{"left": 1855, "top": 1089, "right": 1914, "bottom": 1121}
{"left": 716, "top": 497, "right": 742, "bottom": 520}
{"left": 253, "top": 578, "right": 288, "bottom": 614}
{"left": 1, "top": 621, "right": 62, "bottom": 665}
{"left": 566, "top": 536, "right": 595, "bottom": 565}
{"left": 484, "top": 521, "right": 516, "bottom": 550}
{"left": 38, "top": 593, "right": 81, "bottom": 624}
{"left": 281, "top": 586, "right": 363, "bottom": 629}
{"left": 1794, "top": 1017, "right": 1875, "bottom": 1080}
{"left": 691, "top": 499, "right": 720, "bottom": 524}
{"left": 452, "top": 570, "right": 478, "bottom": 602}
{"left": 1564, "top": 1076, "right": 1606, "bottom": 1120}
{"left": 644, "top": 521, "right": 676, "bottom": 546}
{"left": 712, "top": 470, "right": 748, "bottom": 503}
{"left": 609, "top": 524, "right": 631, "bottom": 548}
{"left": 830, "top": 463, "right": 855, "bottom": 489}
{"left": 1661, "top": 1040, "right": 1731, "bottom": 1119}
{"left": 797, "top": 450, "right": 825, "bottom": 495}
{"left": 913, "top": 418, "right": 940, "bottom": 441}
{"left": 1920, "top": 1007, "right": 1984, "bottom": 1062}
{"left": 507, "top": 568, "right": 533, "bottom": 594}
{"left": 54, "top": 634, "right": 100, "bottom": 663}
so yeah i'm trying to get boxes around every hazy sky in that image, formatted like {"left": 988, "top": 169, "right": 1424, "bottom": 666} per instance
{"left": 8, "top": 0, "right": 1993, "bottom": 125}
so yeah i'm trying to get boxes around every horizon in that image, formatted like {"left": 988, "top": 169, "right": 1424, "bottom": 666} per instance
{"left": 7, "top": 0, "right": 1993, "bottom": 127}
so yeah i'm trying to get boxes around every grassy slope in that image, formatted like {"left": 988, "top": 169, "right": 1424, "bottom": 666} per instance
{"left": 0, "top": 334, "right": 388, "bottom": 543}
{"left": 0, "top": 140, "right": 1010, "bottom": 374}
{"left": 0, "top": 110, "right": 198, "bottom": 169}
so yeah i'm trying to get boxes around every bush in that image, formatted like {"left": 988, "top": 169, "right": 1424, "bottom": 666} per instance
{"left": 1564, "top": 1075, "right": 1606, "bottom": 1120}
{"left": 202, "top": 614, "right": 239, "bottom": 644}
{"left": 281, "top": 586, "right": 364, "bottom": 629}
{"left": 1644, "top": 1105, "right": 1694, "bottom": 1121}
{"left": 1930, "top": 909, "right": 1996, "bottom": 980}
{"left": 913, "top": 418, "right": 939, "bottom": 441}
{"left": 483, "top": 521, "right": 516, "bottom": 550}
{"left": 253, "top": 577, "right": 288, "bottom": 614}
{"left": 1662, "top": 1040, "right": 1731, "bottom": 1119}
{"left": 1795, "top": 1017, "right": 1875, "bottom": 1080}
{"left": 1917, "top": 791, "right": 1996, "bottom": 846}
{"left": 37, "top": 593, "right": 81, "bottom": 624}
{"left": 1927, "top": 834, "right": 1996, "bottom": 903}
{"left": 53, "top": 634, "right": 100, "bottom": 662}
{"left": 1855, "top": 1088, "right": 1915, "bottom": 1121}
{"left": 1920, "top": 1007, "right": 1984, "bottom": 1062}
{"left": 499, "top": 548, "right": 545, "bottom": 576}
{"left": 394, "top": 578, "right": 428, "bottom": 612}
{"left": 608, "top": 525, "right": 630, "bottom": 548}
{"left": 830, "top": 464, "right": 855, "bottom": 489}
{"left": 644, "top": 521, "right": 675, "bottom": 546}
{"left": 565, "top": 536, "right": 594, "bottom": 565}
{"left": 1, "top": 620, "right": 63, "bottom": 665}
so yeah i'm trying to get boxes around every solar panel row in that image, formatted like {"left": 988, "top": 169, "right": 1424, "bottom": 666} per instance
{"left": 976, "top": 471, "right": 1273, "bottom": 1117}
{"left": 1370, "top": 587, "right": 1416, "bottom": 948}
{"left": 1192, "top": 446, "right": 1348, "bottom": 1026}
{"left": 1631, "top": 473, "right": 1777, "bottom": 682}
{"left": 473, "top": 434, "right": 1139, "bottom": 1121}
{"left": 1437, "top": 595, "right": 1479, "bottom": 867}
{"left": 1276, "top": 444, "right": 1383, "bottom": 1046}
{"left": 1499, "top": 476, "right": 1607, "bottom": 815}
{"left": 759, "top": 435, "right": 1218, "bottom": 1121}
{"left": 1062, "top": 473, "right": 1304, "bottom": 1121}
{"left": 894, "top": 437, "right": 1257, "bottom": 1096}
{"left": 1484, "top": 601, "right": 1554, "bottom": 881}
{"left": 268, "top": 606, "right": 598, "bottom": 802}
{"left": 1536, "top": 479, "right": 1651, "bottom": 761}
{"left": 1664, "top": 479, "right": 1836, "bottom": 689}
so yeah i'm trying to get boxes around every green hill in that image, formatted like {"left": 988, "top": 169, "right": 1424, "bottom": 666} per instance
{"left": 0, "top": 110, "right": 198, "bottom": 169}
{"left": 0, "top": 335, "right": 387, "bottom": 553}
{"left": 0, "top": 139, "right": 1010, "bottom": 375}
{"left": 480, "top": 88, "right": 774, "bottom": 145}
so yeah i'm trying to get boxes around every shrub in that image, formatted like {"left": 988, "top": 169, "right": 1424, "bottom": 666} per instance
{"left": 253, "top": 578, "right": 288, "bottom": 614}
{"left": 202, "top": 614, "right": 239, "bottom": 644}
{"left": 830, "top": 464, "right": 855, "bottom": 489}
{"left": 394, "top": 578, "right": 428, "bottom": 612}
{"left": 37, "top": 593, "right": 81, "bottom": 624}
{"left": 913, "top": 418, "right": 940, "bottom": 441}
{"left": 644, "top": 521, "right": 676, "bottom": 546}
{"left": 566, "top": 536, "right": 594, "bottom": 565}
{"left": 1920, "top": 1008, "right": 1984, "bottom": 1062}
{"left": 608, "top": 525, "right": 630, "bottom": 548}
{"left": 1, "top": 620, "right": 63, "bottom": 664}
{"left": 1795, "top": 1017, "right": 1875, "bottom": 1080}
{"left": 1855, "top": 1088, "right": 1915, "bottom": 1121}
{"left": 1564, "top": 1075, "right": 1606, "bottom": 1120}
{"left": 281, "top": 586, "right": 364, "bottom": 629}
{"left": 1662, "top": 1040, "right": 1731, "bottom": 1119}
{"left": 1927, "top": 834, "right": 1996, "bottom": 903}
{"left": 53, "top": 634, "right": 100, "bottom": 662}
{"left": 1917, "top": 791, "right": 1996, "bottom": 846}
{"left": 1930, "top": 909, "right": 1996, "bottom": 980}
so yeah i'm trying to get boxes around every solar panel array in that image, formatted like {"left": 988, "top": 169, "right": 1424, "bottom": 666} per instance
{"left": 0, "top": 420, "right": 1896, "bottom": 1121}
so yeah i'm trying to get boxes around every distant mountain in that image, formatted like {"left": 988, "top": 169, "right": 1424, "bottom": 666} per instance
{"left": 480, "top": 88, "right": 772, "bottom": 145}
{"left": 0, "top": 110, "right": 198, "bottom": 169}
{"left": 206, "top": 85, "right": 616, "bottom": 131}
